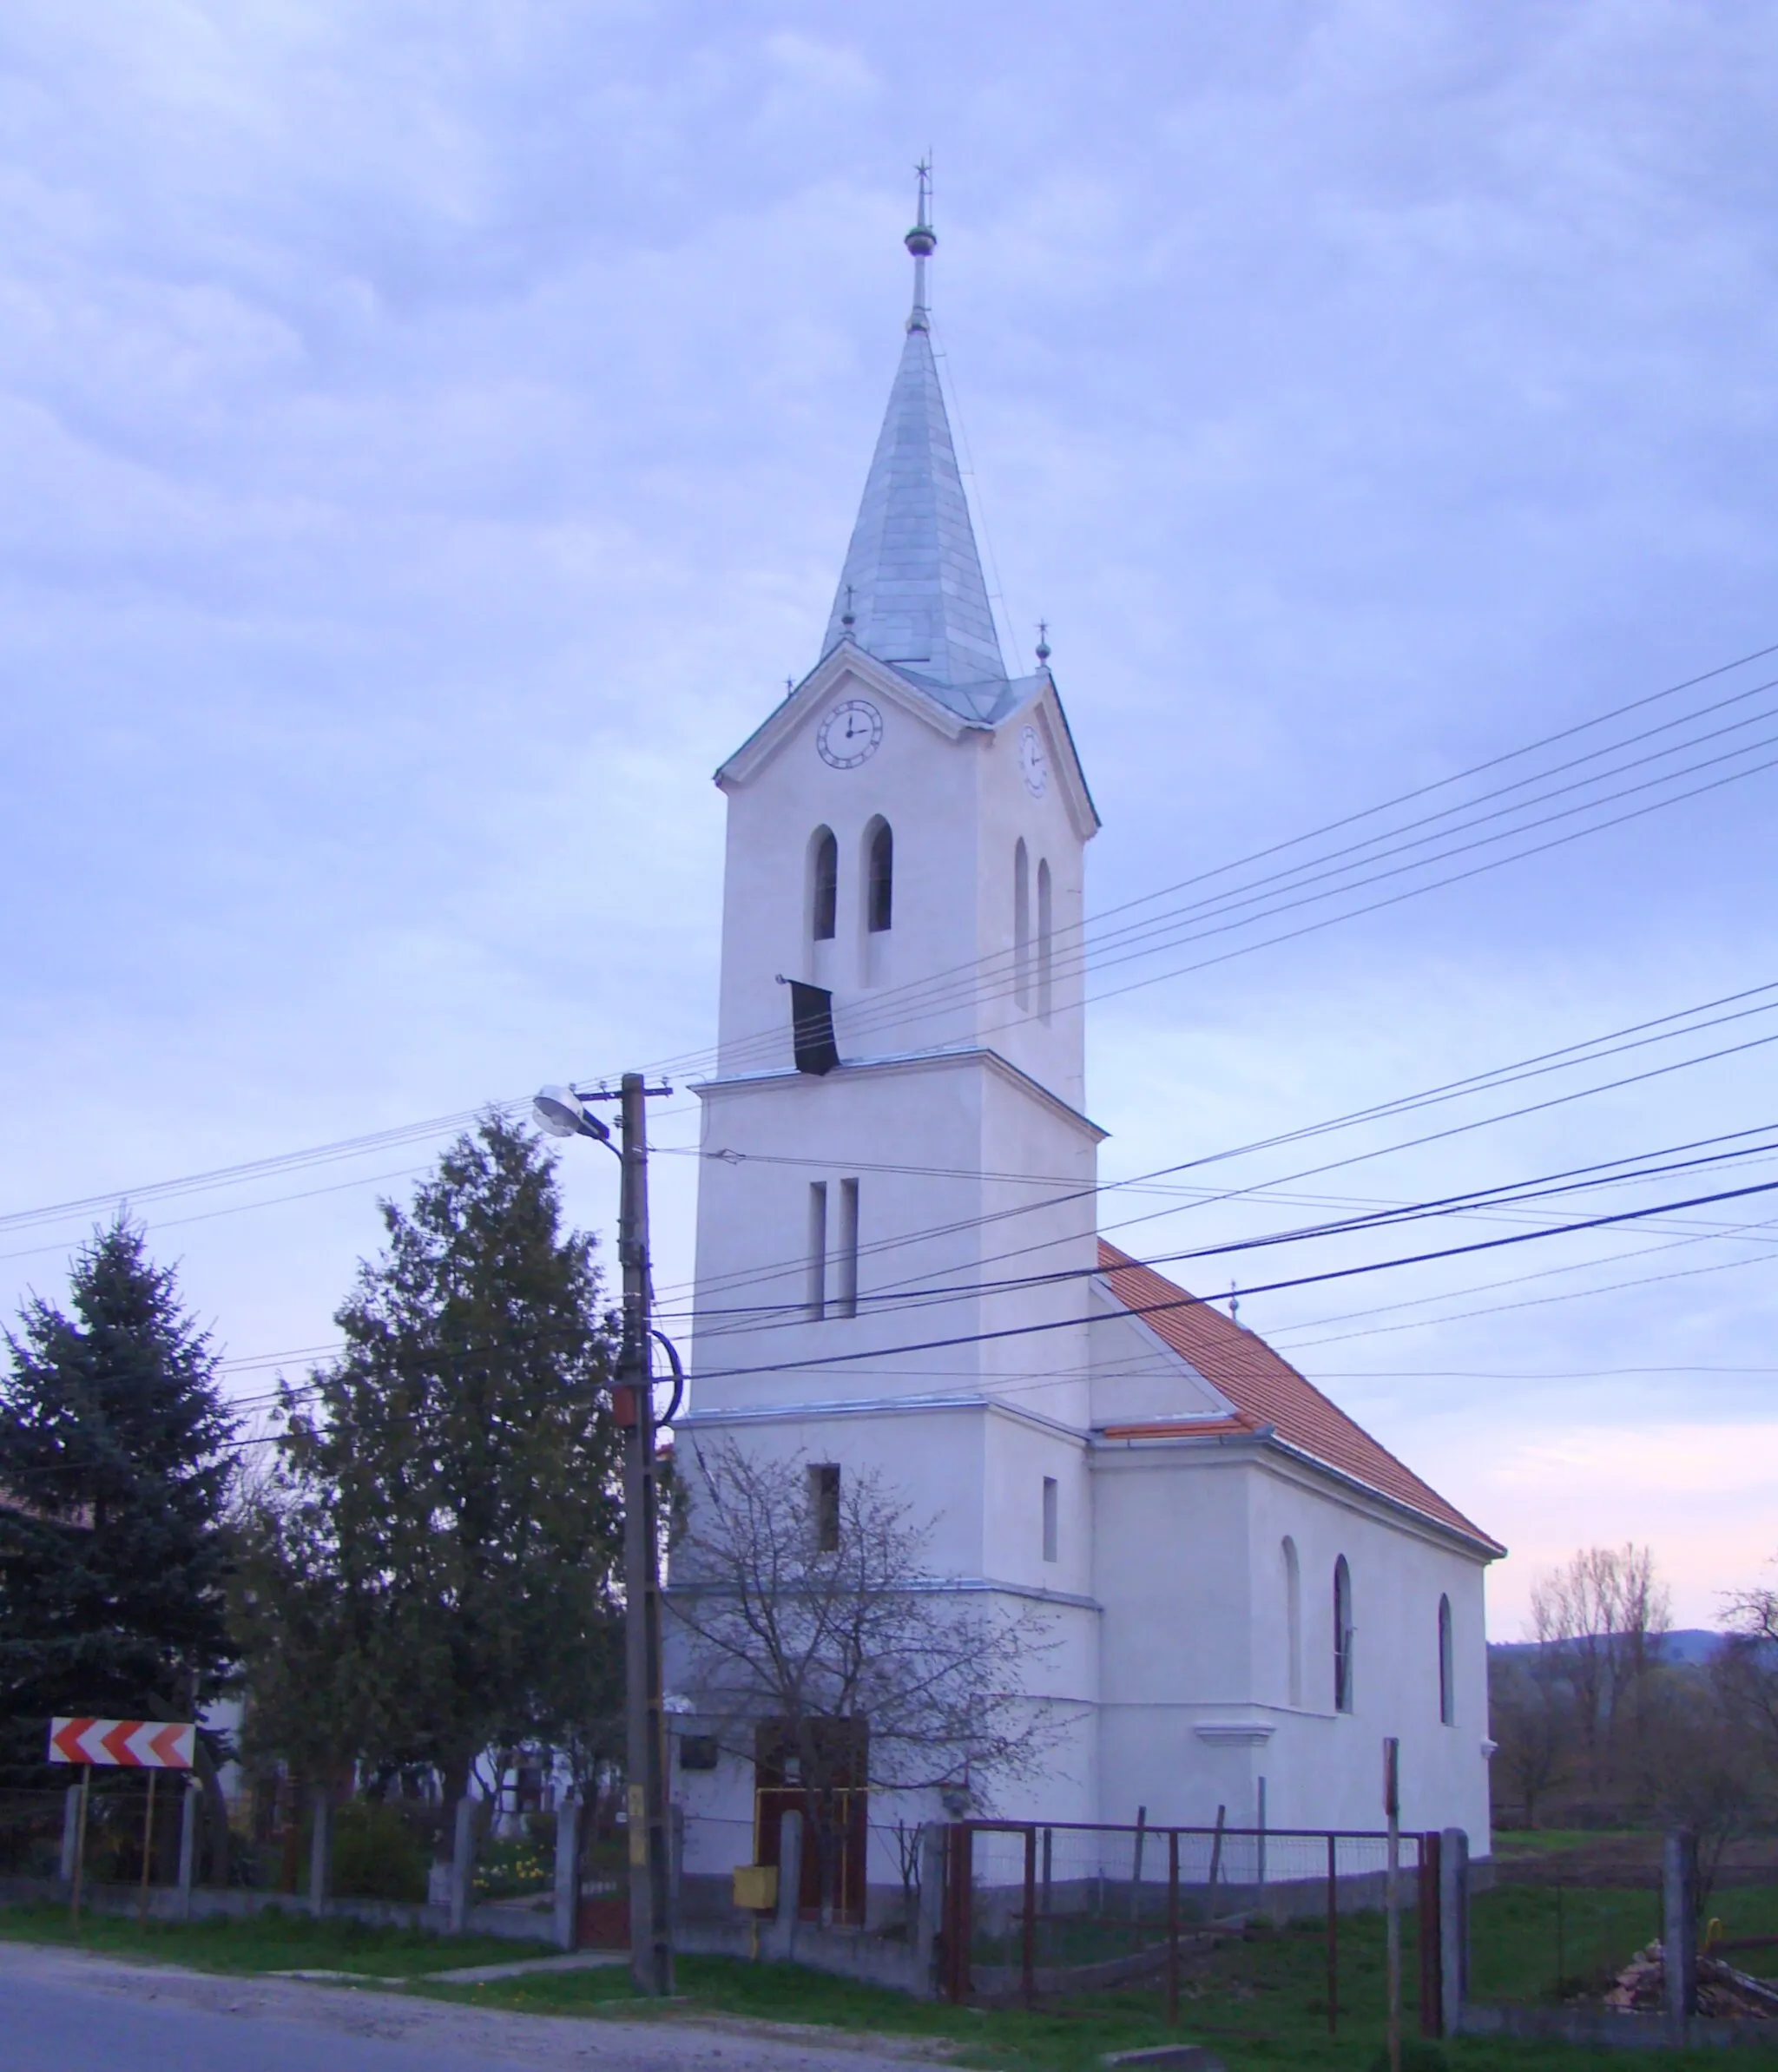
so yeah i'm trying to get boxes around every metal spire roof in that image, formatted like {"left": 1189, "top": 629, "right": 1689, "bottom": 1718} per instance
{"left": 821, "top": 168, "right": 1008, "bottom": 713}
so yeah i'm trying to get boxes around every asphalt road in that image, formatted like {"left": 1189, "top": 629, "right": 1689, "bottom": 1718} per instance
{"left": 6, "top": 1970, "right": 511, "bottom": 2072}
{"left": 0, "top": 1943, "right": 943, "bottom": 2071}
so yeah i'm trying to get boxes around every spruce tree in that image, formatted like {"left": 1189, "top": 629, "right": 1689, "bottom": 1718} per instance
{"left": 0, "top": 1220, "right": 236, "bottom": 1760}
{"left": 236, "top": 1114, "right": 625, "bottom": 1813}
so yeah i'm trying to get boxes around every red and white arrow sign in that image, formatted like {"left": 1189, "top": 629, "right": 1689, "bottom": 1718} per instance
{"left": 48, "top": 1718, "right": 194, "bottom": 1769}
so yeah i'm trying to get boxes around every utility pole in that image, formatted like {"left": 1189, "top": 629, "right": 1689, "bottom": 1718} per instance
{"left": 616, "top": 1071, "right": 674, "bottom": 1996}
{"left": 533, "top": 1069, "right": 675, "bottom": 1995}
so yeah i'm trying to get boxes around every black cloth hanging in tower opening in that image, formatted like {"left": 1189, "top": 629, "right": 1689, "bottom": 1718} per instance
{"left": 788, "top": 981, "right": 840, "bottom": 1075}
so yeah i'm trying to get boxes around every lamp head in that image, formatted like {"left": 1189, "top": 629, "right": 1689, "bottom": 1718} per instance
{"left": 533, "top": 1085, "right": 610, "bottom": 1142}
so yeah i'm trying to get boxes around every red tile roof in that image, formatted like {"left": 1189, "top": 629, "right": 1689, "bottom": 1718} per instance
{"left": 1096, "top": 1241, "right": 1503, "bottom": 1556}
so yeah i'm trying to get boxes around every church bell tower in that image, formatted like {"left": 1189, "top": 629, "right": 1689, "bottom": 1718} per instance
{"left": 681, "top": 179, "right": 1102, "bottom": 1814}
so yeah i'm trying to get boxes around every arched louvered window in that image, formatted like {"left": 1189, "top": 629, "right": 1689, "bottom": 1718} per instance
{"left": 1438, "top": 1593, "right": 1455, "bottom": 1726}
{"left": 866, "top": 819, "right": 893, "bottom": 933}
{"left": 1037, "top": 858, "right": 1053, "bottom": 1021}
{"left": 810, "top": 826, "right": 838, "bottom": 942}
{"left": 1013, "top": 839, "right": 1031, "bottom": 1006}
{"left": 1334, "top": 1556, "right": 1354, "bottom": 1714}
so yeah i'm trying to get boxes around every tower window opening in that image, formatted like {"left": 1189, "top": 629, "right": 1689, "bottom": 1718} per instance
{"left": 1042, "top": 1476, "right": 1058, "bottom": 1563}
{"left": 1282, "top": 1535, "right": 1302, "bottom": 1707}
{"left": 1438, "top": 1593, "right": 1455, "bottom": 1725}
{"left": 1334, "top": 1556, "right": 1354, "bottom": 1714}
{"left": 866, "top": 819, "right": 893, "bottom": 932}
{"left": 810, "top": 1463, "right": 841, "bottom": 1552}
{"left": 836, "top": 1178, "right": 859, "bottom": 1319}
{"left": 807, "top": 1181, "right": 828, "bottom": 1321}
{"left": 1037, "top": 858, "right": 1053, "bottom": 1022}
{"left": 1013, "top": 839, "right": 1031, "bottom": 1007}
{"left": 811, "top": 826, "right": 838, "bottom": 941}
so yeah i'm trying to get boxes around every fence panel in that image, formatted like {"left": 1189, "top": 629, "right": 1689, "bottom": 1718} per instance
{"left": 1469, "top": 1876, "right": 1663, "bottom": 2008}
{"left": 0, "top": 1789, "right": 69, "bottom": 1878}
{"left": 948, "top": 1820, "right": 1432, "bottom": 2041}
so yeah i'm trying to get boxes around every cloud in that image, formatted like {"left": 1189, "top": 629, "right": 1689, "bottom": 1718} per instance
{"left": 3, "top": 1, "right": 1778, "bottom": 1649}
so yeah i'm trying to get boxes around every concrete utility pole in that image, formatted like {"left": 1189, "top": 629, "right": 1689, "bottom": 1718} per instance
{"left": 533, "top": 1071, "right": 675, "bottom": 1993}
{"left": 615, "top": 1070, "right": 675, "bottom": 1996}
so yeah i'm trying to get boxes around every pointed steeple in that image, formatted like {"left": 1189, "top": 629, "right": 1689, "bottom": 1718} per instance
{"left": 821, "top": 166, "right": 1007, "bottom": 704}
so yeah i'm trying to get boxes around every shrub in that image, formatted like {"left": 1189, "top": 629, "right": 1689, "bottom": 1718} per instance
{"left": 330, "top": 1799, "right": 428, "bottom": 1902}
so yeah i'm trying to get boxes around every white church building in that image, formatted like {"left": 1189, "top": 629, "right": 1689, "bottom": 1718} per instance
{"left": 671, "top": 194, "right": 1500, "bottom": 1888}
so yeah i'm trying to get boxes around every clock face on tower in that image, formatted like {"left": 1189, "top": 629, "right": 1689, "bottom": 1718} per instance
{"left": 817, "top": 698, "right": 884, "bottom": 769}
{"left": 1018, "top": 723, "right": 1050, "bottom": 798}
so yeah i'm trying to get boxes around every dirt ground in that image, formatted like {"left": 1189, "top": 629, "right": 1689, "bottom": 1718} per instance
{"left": 0, "top": 1941, "right": 958, "bottom": 2072}
{"left": 1494, "top": 1833, "right": 1778, "bottom": 1888}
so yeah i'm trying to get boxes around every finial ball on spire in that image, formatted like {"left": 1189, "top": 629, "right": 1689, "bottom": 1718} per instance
{"left": 906, "top": 156, "right": 936, "bottom": 260}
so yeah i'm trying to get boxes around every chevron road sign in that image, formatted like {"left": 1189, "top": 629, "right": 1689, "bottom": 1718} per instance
{"left": 48, "top": 1717, "right": 194, "bottom": 1769}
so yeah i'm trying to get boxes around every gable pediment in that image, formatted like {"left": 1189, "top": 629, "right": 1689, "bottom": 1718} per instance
{"left": 714, "top": 642, "right": 975, "bottom": 793}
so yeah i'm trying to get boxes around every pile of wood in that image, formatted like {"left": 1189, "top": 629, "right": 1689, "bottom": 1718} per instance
{"left": 1699, "top": 1958, "right": 1778, "bottom": 2020}
{"left": 1602, "top": 1943, "right": 1663, "bottom": 2010}
{"left": 1602, "top": 1943, "right": 1778, "bottom": 2019}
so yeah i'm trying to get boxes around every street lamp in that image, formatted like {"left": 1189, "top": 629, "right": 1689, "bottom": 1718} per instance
{"left": 533, "top": 1084, "right": 611, "bottom": 1145}
{"left": 534, "top": 1072, "right": 675, "bottom": 1997}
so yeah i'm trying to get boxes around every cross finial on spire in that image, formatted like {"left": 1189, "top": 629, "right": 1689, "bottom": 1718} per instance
{"left": 1036, "top": 620, "right": 1051, "bottom": 666}
{"left": 905, "top": 157, "right": 936, "bottom": 332}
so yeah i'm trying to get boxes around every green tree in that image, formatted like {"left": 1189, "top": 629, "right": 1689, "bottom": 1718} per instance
{"left": 0, "top": 1219, "right": 236, "bottom": 1764}
{"left": 234, "top": 1115, "right": 624, "bottom": 1832}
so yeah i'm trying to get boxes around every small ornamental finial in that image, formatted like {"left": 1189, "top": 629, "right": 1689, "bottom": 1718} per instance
{"left": 1035, "top": 620, "right": 1051, "bottom": 666}
{"left": 1228, "top": 1279, "right": 1241, "bottom": 1325}
{"left": 905, "top": 157, "right": 935, "bottom": 332}
{"left": 841, "top": 583, "right": 857, "bottom": 630}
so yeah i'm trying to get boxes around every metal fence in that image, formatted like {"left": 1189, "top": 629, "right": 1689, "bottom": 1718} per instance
{"left": 1471, "top": 1876, "right": 1663, "bottom": 2008}
{"left": 0, "top": 1789, "right": 69, "bottom": 1878}
{"left": 940, "top": 1819, "right": 1436, "bottom": 2033}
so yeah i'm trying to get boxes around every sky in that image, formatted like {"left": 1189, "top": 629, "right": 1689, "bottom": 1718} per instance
{"left": 3, "top": 1, "right": 1777, "bottom": 1636}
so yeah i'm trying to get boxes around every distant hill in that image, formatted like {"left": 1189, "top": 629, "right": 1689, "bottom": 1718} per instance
{"left": 1490, "top": 1628, "right": 1727, "bottom": 1665}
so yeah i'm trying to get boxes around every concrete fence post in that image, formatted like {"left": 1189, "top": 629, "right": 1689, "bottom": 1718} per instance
{"left": 915, "top": 1822, "right": 946, "bottom": 2000}
{"left": 770, "top": 1811, "right": 803, "bottom": 1962}
{"left": 553, "top": 1793, "right": 582, "bottom": 1953}
{"left": 1439, "top": 1826, "right": 1469, "bottom": 2038}
{"left": 448, "top": 1794, "right": 477, "bottom": 1936}
{"left": 176, "top": 1779, "right": 200, "bottom": 1921}
{"left": 307, "top": 1788, "right": 333, "bottom": 1918}
{"left": 59, "top": 1784, "right": 81, "bottom": 1886}
{"left": 1663, "top": 1827, "right": 1698, "bottom": 2045}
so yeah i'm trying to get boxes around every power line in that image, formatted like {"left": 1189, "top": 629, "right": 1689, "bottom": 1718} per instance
{"left": 658, "top": 983, "right": 1778, "bottom": 1321}
{"left": 10, "top": 637, "right": 1774, "bottom": 1245}
{"left": 663, "top": 1126, "right": 1778, "bottom": 1339}
{"left": 675, "top": 1169, "right": 1778, "bottom": 1385}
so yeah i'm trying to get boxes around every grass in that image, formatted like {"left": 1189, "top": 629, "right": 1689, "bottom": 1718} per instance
{"left": 1492, "top": 1832, "right": 1639, "bottom": 1858}
{"left": 0, "top": 1901, "right": 547, "bottom": 1977}
{"left": 3, "top": 1890, "right": 1777, "bottom": 2072}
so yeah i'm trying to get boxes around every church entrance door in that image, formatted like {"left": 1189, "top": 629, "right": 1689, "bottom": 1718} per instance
{"left": 752, "top": 1718, "right": 868, "bottom": 1924}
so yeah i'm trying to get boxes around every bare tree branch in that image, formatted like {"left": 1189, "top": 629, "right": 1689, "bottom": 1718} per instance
{"left": 667, "top": 1441, "right": 1069, "bottom": 1807}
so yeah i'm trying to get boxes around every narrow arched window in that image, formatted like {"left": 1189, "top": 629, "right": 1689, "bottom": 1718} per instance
{"left": 1281, "top": 1536, "right": 1302, "bottom": 1707}
{"left": 1438, "top": 1594, "right": 1455, "bottom": 1726}
{"left": 1037, "top": 858, "right": 1053, "bottom": 1022}
{"left": 866, "top": 819, "right": 893, "bottom": 933}
{"left": 810, "top": 826, "right": 838, "bottom": 941}
{"left": 1013, "top": 839, "right": 1031, "bottom": 1007}
{"left": 1334, "top": 1556, "right": 1354, "bottom": 1714}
